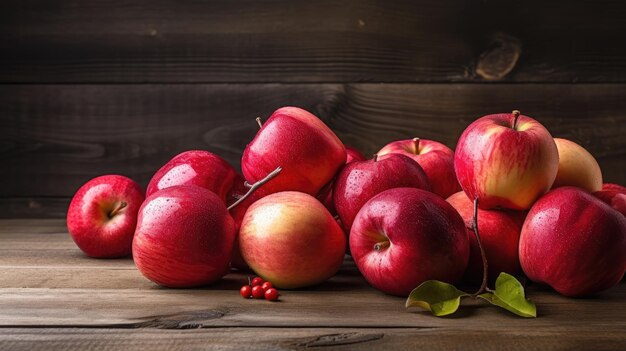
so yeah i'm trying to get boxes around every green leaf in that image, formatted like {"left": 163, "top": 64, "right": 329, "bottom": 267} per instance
{"left": 405, "top": 280, "right": 469, "bottom": 317}
{"left": 479, "top": 273, "right": 537, "bottom": 318}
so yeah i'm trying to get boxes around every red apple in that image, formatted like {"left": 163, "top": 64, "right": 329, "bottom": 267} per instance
{"left": 146, "top": 150, "right": 238, "bottom": 202}
{"left": 334, "top": 154, "right": 431, "bottom": 231}
{"left": 133, "top": 185, "right": 236, "bottom": 288}
{"left": 454, "top": 110, "right": 559, "bottom": 210}
{"left": 350, "top": 188, "right": 469, "bottom": 296}
{"left": 519, "top": 187, "right": 626, "bottom": 297}
{"left": 378, "top": 138, "right": 460, "bottom": 198}
{"left": 446, "top": 191, "right": 525, "bottom": 283}
{"left": 241, "top": 107, "right": 346, "bottom": 196}
{"left": 594, "top": 183, "right": 626, "bottom": 217}
{"left": 67, "top": 175, "right": 144, "bottom": 258}
{"left": 552, "top": 138, "right": 603, "bottom": 192}
{"left": 317, "top": 145, "right": 367, "bottom": 215}
{"left": 239, "top": 191, "right": 346, "bottom": 289}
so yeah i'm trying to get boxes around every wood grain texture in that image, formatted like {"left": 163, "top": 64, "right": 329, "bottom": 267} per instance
{"left": 2, "top": 327, "right": 623, "bottom": 351}
{"left": 1, "top": 83, "right": 625, "bottom": 214}
{"left": 0, "top": 219, "right": 624, "bottom": 350}
{"left": 1, "top": 0, "right": 625, "bottom": 83}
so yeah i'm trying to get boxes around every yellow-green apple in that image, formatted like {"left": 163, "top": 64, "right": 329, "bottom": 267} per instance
{"left": 241, "top": 107, "right": 346, "bottom": 196}
{"left": 446, "top": 191, "right": 525, "bottom": 283}
{"left": 133, "top": 185, "right": 236, "bottom": 288}
{"left": 551, "top": 138, "right": 603, "bottom": 192}
{"left": 334, "top": 154, "right": 431, "bottom": 231}
{"left": 454, "top": 110, "right": 559, "bottom": 210}
{"left": 350, "top": 188, "right": 469, "bottom": 296}
{"left": 594, "top": 183, "right": 626, "bottom": 217}
{"left": 378, "top": 138, "right": 460, "bottom": 198}
{"left": 317, "top": 146, "right": 367, "bottom": 215}
{"left": 67, "top": 175, "right": 144, "bottom": 258}
{"left": 519, "top": 187, "right": 626, "bottom": 297}
{"left": 146, "top": 150, "right": 238, "bottom": 201}
{"left": 238, "top": 191, "right": 346, "bottom": 289}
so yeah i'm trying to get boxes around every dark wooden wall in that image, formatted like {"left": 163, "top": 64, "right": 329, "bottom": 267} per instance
{"left": 1, "top": 0, "right": 625, "bottom": 217}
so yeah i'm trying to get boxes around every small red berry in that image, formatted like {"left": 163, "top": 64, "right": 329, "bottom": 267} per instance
{"left": 251, "top": 285, "right": 265, "bottom": 299}
{"left": 251, "top": 277, "right": 264, "bottom": 287}
{"left": 265, "top": 288, "right": 279, "bottom": 301}
{"left": 240, "top": 285, "right": 252, "bottom": 299}
{"left": 261, "top": 281, "right": 273, "bottom": 291}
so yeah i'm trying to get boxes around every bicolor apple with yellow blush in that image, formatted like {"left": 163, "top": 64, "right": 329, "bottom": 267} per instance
{"left": 454, "top": 110, "right": 559, "bottom": 210}
{"left": 238, "top": 191, "right": 346, "bottom": 289}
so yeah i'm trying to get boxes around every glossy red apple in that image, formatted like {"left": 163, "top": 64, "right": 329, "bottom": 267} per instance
{"left": 334, "top": 154, "right": 431, "bottom": 231}
{"left": 317, "top": 145, "right": 367, "bottom": 215}
{"left": 378, "top": 138, "right": 460, "bottom": 198}
{"left": 350, "top": 188, "right": 469, "bottom": 296}
{"left": 519, "top": 187, "right": 626, "bottom": 297}
{"left": 594, "top": 183, "right": 626, "bottom": 217}
{"left": 133, "top": 185, "right": 236, "bottom": 288}
{"left": 239, "top": 191, "right": 346, "bottom": 289}
{"left": 455, "top": 110, "right": 559, "bottom": 210}
{"left": 67, "top": 175, "right": 144, "bottom": 258}
{"left": 146, "top": 150, "right": 238, "bottom": 202}
{"left": 241, "top": 107, "right": 346, "bottom": 196}
{"left": 447, "top": 191, "right": 525, "bottom": 283}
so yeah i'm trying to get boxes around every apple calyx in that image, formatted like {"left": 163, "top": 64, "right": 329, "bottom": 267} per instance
{"left": 108, "top": 202, "right": 127, "bottom": 218}
{"left": 471, "top": 197, "right": 490, "bottom": 296}
{"left": 373, "top": 240, "right": 390, "bottom": 251}
{"left": 227, "top": 166, "right": 282, "bottom": 211}
{"left": 256, "top": 117, "right": 263, "bottom": 129}
{"left": 412, "top": 137, "right": 421, "bottom": 154}
{"left": 511, "top": 110, "right": 521, "bottom": 130}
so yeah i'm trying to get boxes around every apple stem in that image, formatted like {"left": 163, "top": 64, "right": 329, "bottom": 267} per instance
{"left": 471, "top": 197, "right": 489, "bottom": 296}
{"left": 512, "top": 110, "right": 521, "bottom": 130}
{"left": 227, "top": 166, "right": 282, "bottom": 211}
{"left": 108, "top": 202, "right": 127, "bottom": 218}
{"left": 256, "top": 117, "right": 263, "bottom": 129}
{"left": 412, "top": 137, "right": 420, "bottom": 153}
{"left": 373, "top": 154, "right": 379, "bottom": 162}
{"left": 373, "top": 241, "right": 390, "bottom": 251}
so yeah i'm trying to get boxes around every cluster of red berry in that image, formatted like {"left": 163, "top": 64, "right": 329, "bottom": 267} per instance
{"left": 240, "top": 277, "right": 280, "bottom": 301}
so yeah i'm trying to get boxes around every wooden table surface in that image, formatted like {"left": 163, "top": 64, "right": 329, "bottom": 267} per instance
{"left": 1, "top": 219, "right": 624, "bottom": 350}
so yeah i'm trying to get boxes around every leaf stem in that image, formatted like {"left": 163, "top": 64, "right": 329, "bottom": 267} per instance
{"left": 227, "top": 167, "right": 282, "bottom": 210}
{"left": 471, "top": 197, "right": 489, "bottom": 296}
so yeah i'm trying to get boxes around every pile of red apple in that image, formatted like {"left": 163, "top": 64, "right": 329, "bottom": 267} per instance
{"left": 67, "top": 107, "right": 626, "bottom": 299}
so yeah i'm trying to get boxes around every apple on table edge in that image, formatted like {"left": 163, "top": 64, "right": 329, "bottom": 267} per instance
{"left": 67, "top": 174, "right": 145, "bottom": 258}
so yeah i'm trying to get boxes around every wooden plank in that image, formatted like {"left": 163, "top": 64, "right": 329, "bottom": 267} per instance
{"left": 0, "top": 220, "right": 625, "bottom": 332}
{"left": 1, "top": 83, "right": 625, "bottom": 210}
{"left": 0, "top": 327, "right": 619, "bottom": 351}
{"left": 0, "top": 285, "right": 624, "bottom": 329}
{"left": 1, "top": 0, "right": 625, "bottom": 83}
{"left": 0, "top": 198, "right": 69, "bottom": 219}
{"left": 1, "top": 327, "right": 624, "bottom": 351}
